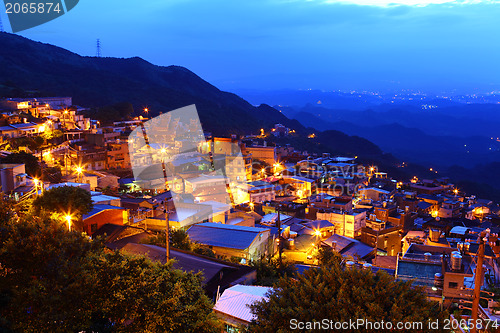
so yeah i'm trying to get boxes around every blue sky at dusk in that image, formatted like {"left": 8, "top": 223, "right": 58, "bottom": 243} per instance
{"left": 1, "top": 0, "right": 499, "bottom": 93}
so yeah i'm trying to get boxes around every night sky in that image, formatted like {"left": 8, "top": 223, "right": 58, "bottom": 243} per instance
{"left": 1, "top": 0, "right": 499, "bottom": 93}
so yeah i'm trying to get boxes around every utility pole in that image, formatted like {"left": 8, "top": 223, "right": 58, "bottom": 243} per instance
{"left": 471, "top": 229, "right": 488, "bottom": 333}
{"left": 163, "top": 199, "right": 170, "bottom": 261}
{"left": 374, "top": 227, "right": 380, "bottom": 266}
{"left": 64, "top": 149, "right": 68, "bottom": 176}
{"left": 136, "top": 120, "right": 171, "bottom": 261}
{"left": 161, "top": 157, "right": 171, "bottom": 262}
{"left": 277, "top": 204, "right": 282, "bottom": 267}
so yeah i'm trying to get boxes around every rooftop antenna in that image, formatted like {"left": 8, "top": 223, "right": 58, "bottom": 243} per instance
{"left": 96, "top": 39, "right": 102, "bottom": 57}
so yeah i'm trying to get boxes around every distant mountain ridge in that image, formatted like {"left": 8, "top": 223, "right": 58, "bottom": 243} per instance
{"left": 0, "top": 32, "right": 388, "bottom": 162}
{"left": 292, "top": 110, "right": 500, "bottom": 168}
{"left": 0, "top": 32, "right": 299, "bottom": 136}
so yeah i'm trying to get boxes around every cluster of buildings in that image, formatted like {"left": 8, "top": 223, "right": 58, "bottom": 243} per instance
{"left": 0, "top": 97, "right": 91, "bottom": 138}
{"left": 2, "top": 96, "right": 500, "bottom": 331}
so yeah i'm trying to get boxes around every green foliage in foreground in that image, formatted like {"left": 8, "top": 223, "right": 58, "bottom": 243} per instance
{"left": 249, "top": 258, "right": 448, "bottom": 333}
{"left": 250, "top": 257, "right": 297, "bottom": 287}
{"left": 141, "top": 228, "right": 216, "bottom": 257}
{"left": 0, "top": 204, "right": 221, "bottom": 332}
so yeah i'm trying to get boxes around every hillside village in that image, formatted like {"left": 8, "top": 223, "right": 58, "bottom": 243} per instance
{"left": 1, "top": 96, "right": 500, "bottom": 331}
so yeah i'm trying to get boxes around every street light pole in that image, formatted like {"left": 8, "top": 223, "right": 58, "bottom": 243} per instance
{"left": 162, "top": 200, "right": 174, "bottom": 262}
{"left": 277, "top": 204, "right": 283, "bottom": 267}
{"left": 76, "top": 166, "right": 83, "bottom": 183}
{"left": 33, "top": 178, "right": 39, "bottom": 196}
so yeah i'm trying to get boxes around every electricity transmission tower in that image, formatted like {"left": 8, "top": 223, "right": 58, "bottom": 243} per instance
{"left": 96, "top": 39, "right": 102, "bottom": 57}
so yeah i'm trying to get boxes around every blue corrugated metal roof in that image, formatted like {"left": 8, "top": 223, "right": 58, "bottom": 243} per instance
{"left": 288, "top": 176, "right": 315, "bottom": 183}
{"left": 295, "top": 264, "right": 319, "bottom": 274}
{"left": 341, "top": 242, "right": 374, "bottom": 259}
{"left": 187, "top": 223, "right": 269, "bottom": 250}
{"left": 254, "top": 224, "right": 279, "bottom": 236}
{"left": 83, "top": 204, "right": 123, "bottom": 220}
{"left": 396, "top": 261, "right": 442, "bottom": 286}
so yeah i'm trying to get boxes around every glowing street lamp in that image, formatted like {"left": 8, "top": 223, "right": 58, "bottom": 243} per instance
{"left": 273, "top": 163, "right": 281, "bottom": 174}
{"left": 249, "top": 202, "right": 254, "bottom": 211}
{"left": 75, "top": 165, "right": 83, "bottom": 183}
{"left": 45, "top": 120, "right": 53, "bottom": 133}
{"left": 63, "top": 109, "right": 69, "bottom": 128}
{"left": 314, "top": 229, "right": 322, "bottom": 237}
{"left": 65, "top": 215, "right": 72, "bottom": 231}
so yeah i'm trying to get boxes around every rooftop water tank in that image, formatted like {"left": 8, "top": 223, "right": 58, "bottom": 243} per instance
{"left": 452, "top": 254, "right": 462, "bottom": 271}
{"left": 434, "top": 273, "right": 443, "bottom": 288}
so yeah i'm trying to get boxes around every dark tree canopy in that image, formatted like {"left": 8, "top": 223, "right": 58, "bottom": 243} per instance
{"left": 0, "top": 208, "right": 221, "bottom": 332}
{"left": 249, "top": 262, "right": 448, "bottom": 333}
{"left": 314, "top": 246, "right": 343, "bottom": 267}
{"left": 42, "top": 166, "right": 63, "bottom": 183}
{"left": 250, "top": 258, "right": 297, "bottom": 287}
{"left": 32, "top": 185, "right": 93, "bottom": 225}
{"left": 0, "top": 151, "right": 41, "bottom": 177}
{"left": 142, "top": 228, "right": 197, "bottom": 252}
{"left": 87, "top": 102, "right": 134, "bottom": 125}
